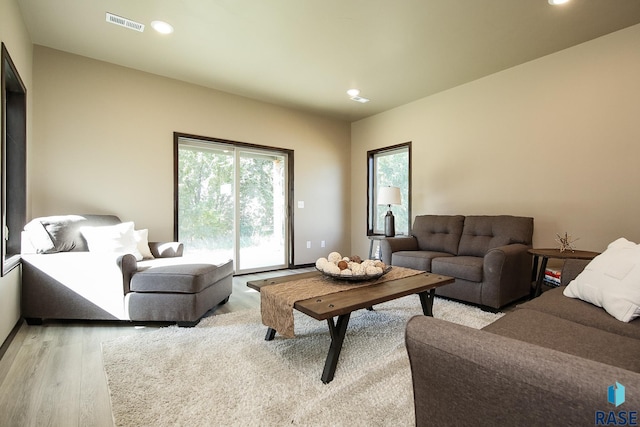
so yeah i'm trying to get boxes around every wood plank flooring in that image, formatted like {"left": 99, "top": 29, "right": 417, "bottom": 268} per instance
{"left": 0, "top": 268, "right": 311, "bottom": 427}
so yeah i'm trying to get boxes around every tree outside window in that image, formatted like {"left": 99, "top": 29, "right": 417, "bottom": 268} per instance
{"left": 175, "top": 134, "right": 291, "bottom": 273}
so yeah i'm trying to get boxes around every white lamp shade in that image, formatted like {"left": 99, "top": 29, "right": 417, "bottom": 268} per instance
{"left": 378, "top": 186, "right": 401, "bottom": 206}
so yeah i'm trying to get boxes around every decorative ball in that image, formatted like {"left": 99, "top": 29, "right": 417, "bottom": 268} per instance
{"left": 327, "top": 252, "right": 342, "bottom": 263}
{"left": 365, "top": 265, "right": 382, "bottom": 275}
{"left": 361, "top": 259, "right": 375, "bottom": 269}
{"left": 351, "top": 264, "right": 365, "bottom": 275}
{"left": 337, "top": 260, "right": 349, "bottom": 270}
{"left": 315, "top": 257, "right": 328, "bottom": 270}
{"left": 323, "top": 263, "right": 340, "bottom": 275}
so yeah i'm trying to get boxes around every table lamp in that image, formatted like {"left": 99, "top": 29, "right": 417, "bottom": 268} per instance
{"left": 378, "top": 186, "right": 401, "bottom": 237}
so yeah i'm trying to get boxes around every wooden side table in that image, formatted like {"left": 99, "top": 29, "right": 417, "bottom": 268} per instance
{"left": 367, "top": 234, "right": 409, "bottom": 260}
{"left": 529, "top": 248, "right": 600, "bottom": 297}
{"left": 367, "top": 235, "right": 387, "bottom": 260}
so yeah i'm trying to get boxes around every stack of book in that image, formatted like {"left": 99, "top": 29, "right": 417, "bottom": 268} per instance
{"left": 543, "top": 266, "right": 562, "bottom": 287}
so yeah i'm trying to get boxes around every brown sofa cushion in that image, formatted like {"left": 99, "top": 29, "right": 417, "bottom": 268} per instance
{"left": 431, "top": 256, "right": 483, "bottom": 282}
{"left": 457, "top": 215, "right": 533, "bottom": 257}
{"left": 483, "top": 308, "right": 640, "bottom": 373}
{"left": 391, "top": 251, "right": 453, "bottom": 271}
{"left": 412, "top": 215, "right": 464, "bottom": 255}
{"left": 518, "top": 286, "right": 640, "bottom": 340}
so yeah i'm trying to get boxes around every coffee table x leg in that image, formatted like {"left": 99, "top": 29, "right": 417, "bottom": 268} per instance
{"left": 263, "top": 290, "right": 436, "bottom": 384}
{"left": 265, "top": 327, "right": 277, "bottom": 341}
{"left": 264, "top": 313, "right": 351, "bottom": 384}
{"left": 321, "top": 313, "right": 351, "bottom": 383}
{"left": 418, "top": 288, "right": 436, "bottom": 316}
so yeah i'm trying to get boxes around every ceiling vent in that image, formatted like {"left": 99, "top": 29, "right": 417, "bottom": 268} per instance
{"left": 106, "top": 12, "right": 145, "bottom": 32}
{"left": 350, "top": 95, "right": 370, "bottom": 103}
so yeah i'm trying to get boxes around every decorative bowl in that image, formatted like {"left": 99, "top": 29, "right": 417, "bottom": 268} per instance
{"left": 316, "top": 266, "right": 392, "bottom": 282}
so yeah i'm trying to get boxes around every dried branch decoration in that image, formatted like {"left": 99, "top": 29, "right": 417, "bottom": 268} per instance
{"left": 555, "top": 232, "right": 579, "bottom": 253}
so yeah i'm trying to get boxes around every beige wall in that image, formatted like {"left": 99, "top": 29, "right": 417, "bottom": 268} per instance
{"left": 351, "top": 24, "right": 640, "bottom": 258}
{"left": 31, "top": 46, "right": 351, "bottom": 265}
{"left": 0, "top": 0, "right": 32, "bottom": 345}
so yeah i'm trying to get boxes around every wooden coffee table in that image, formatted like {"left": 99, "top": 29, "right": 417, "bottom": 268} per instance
{"left": 247, "top": 270, "right": 454, "bottom": 383}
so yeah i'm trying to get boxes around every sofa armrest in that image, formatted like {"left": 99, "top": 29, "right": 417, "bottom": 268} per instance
{"left": 379, "top": 236, "right": 418, "bottom": 265}
{"left": 561, "top": 258, "right": 590, "bottom": 286}
{"left": 481, "top": 243, "right": 532, "bottom": 306}
{"left": 149, "top": 241, "right": 184, "bottom": 258}
{"left": 117, "top": 253, "right": 138, "bottom": 294}
{"left": 405, "top": 316, "right": 640, "bottom": 426}
{"left": 484, "top": 243, "right": 530, "bottom": 272}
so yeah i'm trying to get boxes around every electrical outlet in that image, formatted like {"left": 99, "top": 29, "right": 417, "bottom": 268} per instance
{"left": 321, "top": 240, "right": 325, "bottom": 248}
{"left": 306, "top": 241, "right": 311, "bottom": 249}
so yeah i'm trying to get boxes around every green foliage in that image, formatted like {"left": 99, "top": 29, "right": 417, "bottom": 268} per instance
{"left": 178, "top": 146, "right": 284, "bottom": 250}
{"left": 239, "top": 155, "right": 279, "bottom": 246}
{"left": 376, "top": 151, "right": 409, "bottom": 234}
{"left": 178, "top": 147, "right": 234, "bottom": 249}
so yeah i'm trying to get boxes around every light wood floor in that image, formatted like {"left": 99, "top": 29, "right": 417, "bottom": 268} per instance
{"left": 0, "top": 268, "right": 311, "bottom": 427}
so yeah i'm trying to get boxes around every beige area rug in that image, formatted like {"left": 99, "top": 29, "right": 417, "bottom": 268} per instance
{"left": 102, "top": 296, "right": 504, "bottom": 427}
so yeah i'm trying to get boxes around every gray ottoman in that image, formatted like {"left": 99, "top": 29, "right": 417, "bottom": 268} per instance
{"left": 127, "top": 260, "right": 233, "bottom": 326}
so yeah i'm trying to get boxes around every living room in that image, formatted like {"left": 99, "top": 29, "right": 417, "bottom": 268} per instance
{"left": 2, "top": 0, "right": 640, "bottom": 425}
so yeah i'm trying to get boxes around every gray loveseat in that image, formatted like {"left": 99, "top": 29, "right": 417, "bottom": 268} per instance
{"left": 21, "top": 214, "right": 233, "bottom": 326}
{"left": 406, "top": 259, "right": 640, "bottom": 426}
{"left": 381, "top": 215, "right": 533, "bottom": 309}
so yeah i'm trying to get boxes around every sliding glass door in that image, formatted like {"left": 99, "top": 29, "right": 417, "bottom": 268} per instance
{"left": 237, "top": 150, "right": 287, "bottom": 271}
{"left": 176, "top": 136, "right": 289, "bottom": 274}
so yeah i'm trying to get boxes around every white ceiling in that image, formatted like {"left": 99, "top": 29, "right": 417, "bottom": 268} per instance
{"left": 16, "top": 0, "right": 640, "bottom": 121}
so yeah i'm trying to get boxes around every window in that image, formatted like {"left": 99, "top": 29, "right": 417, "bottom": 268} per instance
{"left": 1, "top": 43, "right": 27, "bottom": 276}
{"left": 174, "top": 133, "right": 293, "bottom": 274}
{"left": 367, "top": 143, "right": 411, "bottom": 236}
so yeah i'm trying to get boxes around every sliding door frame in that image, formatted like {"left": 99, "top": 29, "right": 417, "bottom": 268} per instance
{"left": 173, "top": 132, "right": 295, "bottom": 271}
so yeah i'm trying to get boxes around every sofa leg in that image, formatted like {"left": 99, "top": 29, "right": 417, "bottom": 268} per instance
{"left": 176, "top": 321, "right": 198, "bottom": 328}
{"left": 479, "top": 305, "right": 500, "bottom": 314}
{"left": 24, "top": 317, "right": 43, "bottom": 325}
{"left": 219, "top": 295, "right": 230, "bottom": 305}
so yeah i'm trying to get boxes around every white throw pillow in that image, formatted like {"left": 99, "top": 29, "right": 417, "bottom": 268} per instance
{"left": 564, "top": 237, "right": 640, "bottom": 322}
{"left": 80, "top": 221, "right": 143, "bottom": 261}
{"left": 134, "top": 229, "right": 155, "bottom": 260}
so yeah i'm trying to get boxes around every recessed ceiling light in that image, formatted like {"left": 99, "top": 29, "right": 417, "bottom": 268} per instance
{"left": 151, "top": 20, "right": 174, "bottom": 34}
{"left": 548, "top": 0, "right": 570, "bottom": 5}
{"left": 346, "top": 88, "right": 370, "bottom": 103}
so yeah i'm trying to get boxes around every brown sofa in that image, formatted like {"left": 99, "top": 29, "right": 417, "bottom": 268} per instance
{"left": 405, "top": 259, "right": 640, "bottom": 426}
{"left": 381, "top": 215, "right": 533, "bottom": 309}
{"left": 21, "top": 214, "right": 233, "bottom": 326}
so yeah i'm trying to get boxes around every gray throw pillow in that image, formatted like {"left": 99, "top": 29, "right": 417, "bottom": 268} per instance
{"left": 25, "top": 215, "right": 87, "bottom": 253}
